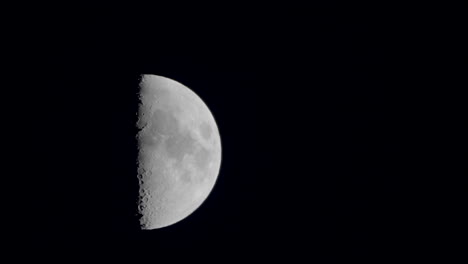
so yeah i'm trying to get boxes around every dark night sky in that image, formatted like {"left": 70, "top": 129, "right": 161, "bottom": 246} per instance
{"left": 8, "top": 6, "right": 459, "bottom": 262}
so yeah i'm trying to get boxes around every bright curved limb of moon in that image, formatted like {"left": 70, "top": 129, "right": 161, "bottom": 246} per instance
{"left": 137, "top": 74, "right": 222, "bottom": 229}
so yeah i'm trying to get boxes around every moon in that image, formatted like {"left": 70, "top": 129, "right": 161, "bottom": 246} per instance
{"left": 136, "top": 74, "right": 222, "bottom": 229}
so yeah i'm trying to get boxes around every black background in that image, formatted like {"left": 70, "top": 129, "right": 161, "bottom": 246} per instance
{"left": 7, "top": 5, "right": 462, "bottom": 262}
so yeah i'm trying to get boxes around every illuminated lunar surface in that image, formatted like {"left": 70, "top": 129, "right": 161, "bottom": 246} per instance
{"left": 137, "top": 74, "right": 221, "bottom": 229}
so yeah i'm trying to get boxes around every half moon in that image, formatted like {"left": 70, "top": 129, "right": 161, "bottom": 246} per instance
{"left": 137, "top": 74, "right": 222, "bottom": 229}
